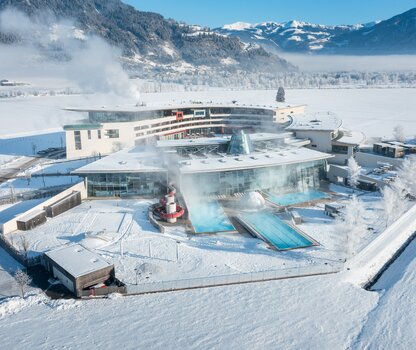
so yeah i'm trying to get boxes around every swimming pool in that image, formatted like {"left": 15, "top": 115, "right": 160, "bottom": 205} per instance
{"left": 239, "top": 211, "right": 314, "bottom": 250}
{"left": 186, "top": 199, "right": 236, "bottom": 234}
{"left": 265, "top": 189, "right": 328, "bottom": 206}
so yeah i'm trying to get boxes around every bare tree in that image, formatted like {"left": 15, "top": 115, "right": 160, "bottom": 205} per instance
{"left": 20, "top": 235, "right": 30, "bottom": 258}
{"left": 15, "top": 269, "right": 32, "bottom": 298}
{"left": 347, "top": 157, "right": 361, "bottom": 189}
{"left": 393, "top": 124, "right": 406, "bottom": 142}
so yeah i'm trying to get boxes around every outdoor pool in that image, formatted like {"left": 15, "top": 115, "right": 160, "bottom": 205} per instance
{"left": 239, "top": 211, "right": 314, "bottom": 250}
{"left": 265, "top": 189, "right": 328, "bottom": 206}
{"left": 187, "top": 199, "right": 236, "bottom": 234}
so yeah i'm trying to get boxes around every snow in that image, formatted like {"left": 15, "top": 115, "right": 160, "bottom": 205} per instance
{"left": 45, "top": 244, "right": 112, "bottom": 278}
{"left": 1, "top": 88, "right": 416, "bottom": 139}
{"left": 351, "top": 239, "right": 416, "bottom": 349}
{"left": 0, "top": 272, "right": 379, "bottom": 349}
{"left": 222, "top": 22, "right": 253, "bottom": 31}
{"left": 0, "top": 88, "right": 415, "bottom": 347}
{"left": 178, "top": 147, "right": 333, "bottom": 174}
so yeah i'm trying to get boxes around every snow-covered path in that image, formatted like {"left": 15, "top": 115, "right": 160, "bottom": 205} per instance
{"left": 0, "top": 274, "right": 377, "bottom": 349}
{"left": 351, "top": 239, "right": 416, "bottom": 349}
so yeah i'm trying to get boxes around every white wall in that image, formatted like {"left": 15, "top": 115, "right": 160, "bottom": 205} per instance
{"left": 355, "top": 152, "right": 404, "bottom": 170}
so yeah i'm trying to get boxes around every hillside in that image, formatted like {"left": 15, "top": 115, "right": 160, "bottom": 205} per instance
{"left": 0, "top": 0, "right": 295, "bottom": 73}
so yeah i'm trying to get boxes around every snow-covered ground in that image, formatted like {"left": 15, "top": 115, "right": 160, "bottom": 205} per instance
{"left": 0, "top": 87, "right": 415, "bottom": 348}
{"left": 4, "top": 186, "right": 388, "bottom": 286}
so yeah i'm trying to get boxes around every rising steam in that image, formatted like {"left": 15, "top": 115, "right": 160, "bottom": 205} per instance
{"left": 0, "top": 8, "right": 140, "bottom": 99}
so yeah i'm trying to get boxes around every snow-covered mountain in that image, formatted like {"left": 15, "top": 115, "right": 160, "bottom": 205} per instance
{"left": 215, "top": 8, "right": 415, "bottom": 54}
{"left": 0, "top": 0, "right": 295, "bottom": 74}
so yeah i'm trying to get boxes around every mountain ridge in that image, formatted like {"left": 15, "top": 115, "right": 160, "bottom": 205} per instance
{"left": 215, "top": 8, "right": 416, "bottom": 55}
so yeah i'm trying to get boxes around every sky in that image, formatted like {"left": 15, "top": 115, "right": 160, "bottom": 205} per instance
{"left": 124, "top": 0, "right": 416, "bottom": 28}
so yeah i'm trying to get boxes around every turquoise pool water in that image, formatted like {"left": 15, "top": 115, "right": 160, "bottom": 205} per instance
{"left": 187, "top": 199, "right": 236, "bottom": 233}
{"left": 241, "top": 212, "right": 313, "bottom": 250}
{"left": 265, "top": 189, "right": 328, "bottom": 206}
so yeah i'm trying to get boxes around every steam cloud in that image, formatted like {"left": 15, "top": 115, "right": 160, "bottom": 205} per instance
{"left": 0, "top": 8, "right": 140, "bottom": 99}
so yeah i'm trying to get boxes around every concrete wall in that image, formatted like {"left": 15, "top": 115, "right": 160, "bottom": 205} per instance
{"left": 1, "top": 181, "right": 87, "bottom": 235}
{"left": 355, "top": 151, "right": 404, "bottom": 170}
{"left": 327, "top": 164, "right": 349, "bottom": 184}
{"left": 294, "top": 130, "right": 333, "bottom": 154}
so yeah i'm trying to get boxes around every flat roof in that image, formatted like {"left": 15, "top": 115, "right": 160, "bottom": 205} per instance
{"left": 286, "top": 113, "right": 342, "bottom": 131}
{"left": 45, "top": 244, "right": 112, "bottom": 278}
{"left": 156, "top": 133, "right": 291, "bottom": 148}
{"left": 65, "top": 102, "right": 302, "bottom": 114}
{"left": 332, "top": 129, "right": 365, "bottom": 146}
{"left": 73, "top": 147, "right": 167, "bottom": 174}
{"left": 179, "top": 147, "right": 333, "bottom": 174}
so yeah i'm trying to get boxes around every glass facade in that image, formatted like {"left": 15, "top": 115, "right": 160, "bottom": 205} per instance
{"left": 180, "top": 160, "right": 326, "bottom": 196}
{"left": 86, "top": 172, "right": 167, "bottom": 197}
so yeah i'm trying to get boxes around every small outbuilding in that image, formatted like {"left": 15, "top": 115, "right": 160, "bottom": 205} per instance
{"left": 43, "top": 244, "right": 115, "bottom": 297}
{"left": 324, "top": 203, "right": 346, "bottom": 217}
{"left": 45, "top": 191, "right": 81, "bottom": 218}
{"left": 16, "top": 209, "right": 47, "bottom": 231}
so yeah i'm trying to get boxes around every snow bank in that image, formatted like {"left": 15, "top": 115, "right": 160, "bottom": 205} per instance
{"left": 344, "top": 203, "right": 416, "bottom": 287}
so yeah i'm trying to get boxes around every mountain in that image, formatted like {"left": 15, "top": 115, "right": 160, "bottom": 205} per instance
{"left": 215, "top": 8, "right": 416, "bottom": 55}
{"left": 0, "top": 0, "right": 295, "bottom": 73}
{"left": 216, "top": 21, "right": 358, "bottom": 53}
{"left": 326, "top": 8, "right": 416, "bottom": 54}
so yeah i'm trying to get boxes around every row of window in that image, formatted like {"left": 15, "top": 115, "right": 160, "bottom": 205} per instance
{"left": 73, "top": 129, "right": 118, "bottom": 150}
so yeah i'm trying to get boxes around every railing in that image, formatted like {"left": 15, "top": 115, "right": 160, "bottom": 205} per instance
{"left": 126, "top": 263, "right": 341, "bottom": 295}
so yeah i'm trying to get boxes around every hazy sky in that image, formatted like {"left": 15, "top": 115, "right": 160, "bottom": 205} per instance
{"left": 124, "top": 0, "right": 415, "bottom": 28}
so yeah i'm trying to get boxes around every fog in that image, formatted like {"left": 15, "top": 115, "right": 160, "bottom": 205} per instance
{"left": 0, "top": 8, "right": 140, "bottom": 99}
{"left": 279, "top": 53, "right": 416, "bottom": 72}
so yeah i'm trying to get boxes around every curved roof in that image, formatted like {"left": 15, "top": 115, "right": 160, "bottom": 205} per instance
{"left": 286, "top": 112, "right": 342, "bottom": 131}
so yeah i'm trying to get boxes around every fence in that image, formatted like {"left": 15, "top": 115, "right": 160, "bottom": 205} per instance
{"left": 126, "top": 263, "right": 341, "bottom": 295}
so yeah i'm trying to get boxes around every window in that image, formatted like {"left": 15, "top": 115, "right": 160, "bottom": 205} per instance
{"left": 74, "top": 131, "right": 82, "bottom": 150}
{"left": 106, "top": 129, "right": 120, "bottom": 139}
{"left": 87, "top": 130, "right": 92, "bottom": 140}
{"left": 97, "top": 130, "right": 101, "bottom": 139}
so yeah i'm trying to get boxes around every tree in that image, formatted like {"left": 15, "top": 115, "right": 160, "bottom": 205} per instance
{"left": 20, "top": 235, "right": 30, "bottom": 258}
{"left": 276, "top": 87, "right": 285, "bottom": 102}
{"left": 382, "top": 186, "right": 405, "bottom": 227}
{"left": 393, "top": 124, "right": 406, "bottom": 142}
{"left": 336, "top": 195, "right": 367, "bottom": 260}
{"left": 15, "top": 269, "right": 32, "bottom": 298}
{"left": 347, "top": 157, "right": 361, "bottom": 189}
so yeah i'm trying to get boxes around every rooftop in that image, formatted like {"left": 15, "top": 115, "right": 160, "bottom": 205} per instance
{"left": 286, "top": 113, "right": 342, "bottom": 131}
{"left": 179, "top": 147, "right": 333, "bottom": 174}
{"left": 73, "top": 147, "right": 166, "bottom": 174}
{"left": 156, "top": 133, "right": 291, "bottom": 148}
{"left": 65, "top": 101, "right": 301, "bottom": 114}
{"left": 45, "top": 244, "right": 112, "bottom": 278}
{"left": 333, "top": 129, "right": 366, "bottom": 146}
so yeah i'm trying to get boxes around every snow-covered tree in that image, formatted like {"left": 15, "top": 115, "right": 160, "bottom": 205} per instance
{"left": 15, "top": 269, "right": 32, "bottom": 298}
{"left": 382, "top": 186, "right": 405, "bottom": 227}
{"left": 276, "top": 87, "right": 285, "bottom": 102}
{"left": 393, "top": 124, "right": 406, "bottom": 142}
{"left": 335, "top": 195, "right": 367, "bottom": 260}
{"left": 394, "top": 155, "right": 416, "bottom": 198}
{"left": 347, "top": 157, "right": 361, "bottom": 189}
